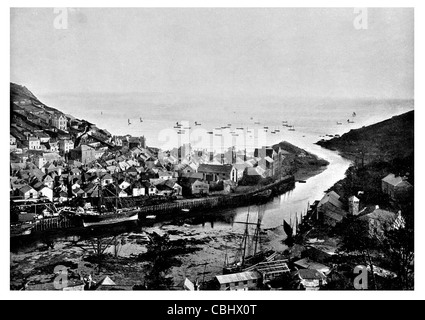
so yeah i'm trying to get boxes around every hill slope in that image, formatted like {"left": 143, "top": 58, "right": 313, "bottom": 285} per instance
{"left": 316, "top": 110, "right": 414, "bottom": 163}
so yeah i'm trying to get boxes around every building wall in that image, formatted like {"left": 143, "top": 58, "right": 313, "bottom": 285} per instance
{"left": 219, "top": 279, "right": 258, "bottom": 291}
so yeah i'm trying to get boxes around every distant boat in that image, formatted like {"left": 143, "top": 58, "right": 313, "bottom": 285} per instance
{"left": 336, "top": 122, "right": 342, "bottom": 125}
{"left": 181, "top": 208, "right": 190, "bottom": 213}
{"left": 353, "top": 112, "right": 356, "bottom": 117}
{"left": 207, "top": 131, "right": 213, "bottom": 134}
{"left": 128, "top": 119, "right": 131, "bottom": 125}
{"left": 288, "top": 126, "right": 295, "bottom": 131}
{"left": 140, "top": 118, "right": 143, "bottom": 122}
{"left": 146, "top": 215, "right": 156, "bottom": 220}
{"left": 254, "top": 121, "right": 260, "bottom": 125}
{"left": 347, "top": 119, "right": 355, "bottom": 123}
{"left": 195, "top": 122, "right": 201, "bottom": 126}
{"left": 263, "top": 126, "right": 269, "bottom": 129}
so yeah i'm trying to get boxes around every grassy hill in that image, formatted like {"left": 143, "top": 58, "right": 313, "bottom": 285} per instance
{"left": 316, "top": 110, "right": 414, "bottom": 163}
{"left": 316, "top": 110, "right": 414, "bottom": 215}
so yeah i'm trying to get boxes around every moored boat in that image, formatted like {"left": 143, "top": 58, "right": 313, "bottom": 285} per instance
{"left": 81, "top": 209, "right": 139, "bottom": 227}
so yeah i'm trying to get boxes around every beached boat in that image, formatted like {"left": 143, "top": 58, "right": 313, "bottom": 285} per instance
{"left": 81, "top": 209, "right": 139, "bottom": 227}
{"left": 10, "top": 224, "right": 34, "bottom": 237}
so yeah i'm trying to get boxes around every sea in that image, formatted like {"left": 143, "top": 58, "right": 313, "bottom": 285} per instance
{"left": 35, "top": 94, "right": 414, "bottom": 233}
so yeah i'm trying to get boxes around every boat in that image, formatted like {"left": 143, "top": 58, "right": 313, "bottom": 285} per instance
{"left": 283, "top": 219, "right": 293, "bottom": 238}
{"left": 10, "top": 224, "right": 34, "bottom": 238}
{"left": 336, "top": 122, "right": 343, "bottom": 125}
{"left": 81, "top": 209, "right": 139, "bottom": 227}
{"left": 72, "top": 184, "right": 141, "bottom": 228}
{"left": 145, "top": 215, "right": 156, "bottom": 220}
{"left": 181, "top": 208, "right": 190, "bottom": 213}
{"left": 223, "top": 205, "right": 272, "bottom": 274}
{"left": 252, "top": 189, "right": 272, "bottom": 203}
{"left": 288, "top": 126, "right": 295, "bottom": 131}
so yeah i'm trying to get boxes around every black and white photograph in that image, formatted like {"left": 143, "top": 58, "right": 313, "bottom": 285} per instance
{"left": 6, "top": 4, "right": 418, "bottom": 299}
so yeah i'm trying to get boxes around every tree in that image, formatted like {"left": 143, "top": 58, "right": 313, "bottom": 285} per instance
{"left": 338, "top": 217, "right": 379, "bottom": 289}
{"left": 382, "top": 225, "right": 414, "bottom": 289}
{"left": 140, "top": 232, "right": 175, "bottom": 290}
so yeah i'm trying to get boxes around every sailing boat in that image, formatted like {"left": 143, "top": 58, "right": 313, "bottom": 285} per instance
{"left": 223, "top": 205, "right": 271, "bottom": 274}
{"left": 283, "top": 219, "right": 293, "bottom": 238}
{"left": 76, "top": 184, "right": 139, "bottom": 227}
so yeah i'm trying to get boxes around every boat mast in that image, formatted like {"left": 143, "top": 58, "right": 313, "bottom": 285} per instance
{"left": 241, "top": 207, "right": 250, "bottom": 268}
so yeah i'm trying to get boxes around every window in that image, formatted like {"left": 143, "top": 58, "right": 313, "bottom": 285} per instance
{"left": 235, "top": 282, "right": 239, "bottom": 286}
{"left": 243, "top": 281, "right": 248, "bottom": 285}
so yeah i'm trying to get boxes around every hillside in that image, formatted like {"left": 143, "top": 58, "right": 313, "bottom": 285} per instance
{"left": 316, "top": 110, "right": 414, "bottom": 163}
{"left": 317, "top": 110, "right": 414, "bottom": 213}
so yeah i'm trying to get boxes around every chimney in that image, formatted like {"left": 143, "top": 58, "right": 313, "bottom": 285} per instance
{"left": 348, "top": 195, "right": 360, "bottom": 216}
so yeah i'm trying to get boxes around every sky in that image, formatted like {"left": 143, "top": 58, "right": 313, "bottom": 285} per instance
{"left": 10, "top": 8, "right": 414, "bottom": 100}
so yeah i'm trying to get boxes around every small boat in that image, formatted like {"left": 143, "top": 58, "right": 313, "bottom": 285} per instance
{"left": 10, "top": 224, "right": 34, "bottom": 238}
{"left": 288, "top": 126, "right": 295, "bottom": 131}
{"left": 207, "top": 131, "right": 213, "bottom": 134}
{"left": 254, "top": 122, "right": 260, "bottom": 125}
{"left": 352, "top": 112, "right": 356, "bottom": 117}
{"left": 336, "top": 122, "right": 343, "bottom": 125}
{"left": 140, "top": 118, "right": 143, "bottom": 122}
{"left": 252, "top": 189, "right": 272, "bottom": 203}
{"left": 128, "top": 119, "right": 131, "bottom": 125}
{"left": 195, "top": 122, "right": 201, "bottom": 126}
{"left": 181, "top": 208, "right": 190, "bottom": 213}
{"left": 146, "top": 215, "right": 156, "bottom": 220}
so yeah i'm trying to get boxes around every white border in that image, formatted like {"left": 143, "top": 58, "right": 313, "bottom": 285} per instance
{"left": 2, "top": 1, "right": 423, "bottom": 301}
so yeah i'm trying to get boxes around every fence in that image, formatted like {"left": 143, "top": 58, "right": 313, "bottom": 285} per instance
{"left": 139, "top": 175, "right": 295, "bottom": 215}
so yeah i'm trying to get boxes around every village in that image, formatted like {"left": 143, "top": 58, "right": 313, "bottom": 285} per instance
{"left": 10, "top": 84, "right": 414, "bottom": 291}
{"left": 10, "top": 84, "right": 318, "bottom": 231}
